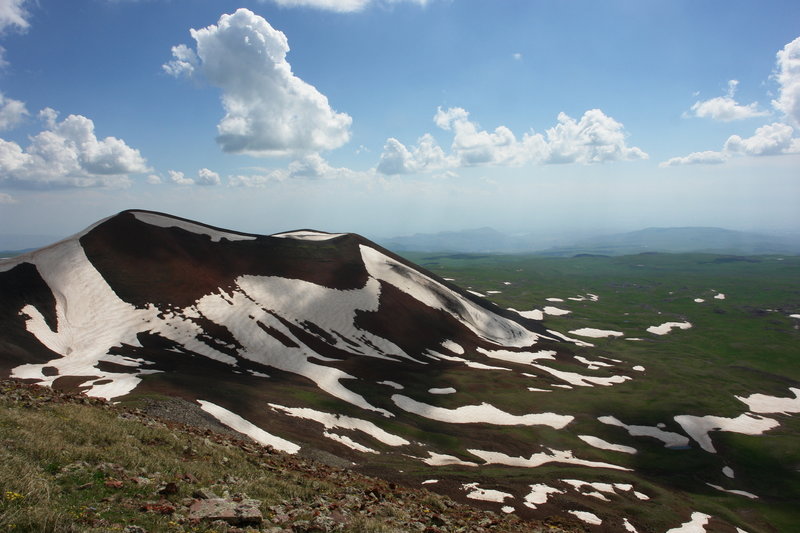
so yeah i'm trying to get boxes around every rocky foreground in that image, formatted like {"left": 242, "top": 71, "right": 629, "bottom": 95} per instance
{"left": 0, "top": 379, "right": 579, "bottom": 532}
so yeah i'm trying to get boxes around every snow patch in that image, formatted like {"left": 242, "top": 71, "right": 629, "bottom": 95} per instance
{"left": 422, "top": 479, "right": 438, "bottom": 485}
{"left": 568, "top": 510, "right": 602, "bottom": 525}
{"left": 268, "top": 404, "right": 409, "bottom": 446}
{"left": 694, "top": 298, "right": 705, "bottom": 303}
{"left": 569, "top": 328, "right": 624, "bottom": 338}
{"left": 578, "top": 435, "right": 637, "bottom": 454}
{"left": 723, "top": 466, "right": 734, "bottom": 478}
{"left": 647, "top": 321, "right": 692, "bottom": 335}
{"left": 523, "top": 484, "right": 563, "bottom": 509}
{"left": 440, "top": 340, "right": 465, "bottom": 354}
{"left": 532, "top": 364, "right": 631, "bottom": 388}
{"left": 461, "top": 482, "right": 514, "bottom": 503}
{"left": 674, "top": 413, "right": 779, "bottom": 453}
{"left": 378, "top": 380, "right": 404, "bottom": 390}
{"left": 706, "top": 483, "right": 758, "bottom": 499}
{"left": 323, "top": 431, "right": 378, "bottom": 453}
{"left": 666, "top": 512, "right": 711, "bottom": 533}
{"left": 543, "top": 306, "right": 571, "bottom": 316}
{"left": 546, "top": 298, "right": 564, "bottom": 302}
{"left": 468, "top": 448, "right": 631, "bottom": 471}
{"left": 429, "top": 387, "right": 456, "bottom": 395}
{"left": 476, "top": 347, "right": 556, "bottom": 365}
{"left": 632, "top": 365, "right": 645, "bottom": 372}
{"left": 392, "top": 395, "right": 573, "bottom": 428}
{"left": 735, "top": 387, "right": 800, "bottom": 414}
{"left": 509, "top": 308, "right": 544, "bottom": 320}
{"left": 422, "top": 451, "right": 477, "bottom": 467}
{"left": 714, "top": 293, "right": 726, "bottom": 300}
{"left": 271, "top": 230, "right": 345, "bottom": 241}
{"left": 598, "top": 416, "right": 690, "bottom": 448}
{"left": 198, "top": 400, "right": 300, "bottom": 454}
{"left": 133, "top": 212, "right": 256, "bottom": 242}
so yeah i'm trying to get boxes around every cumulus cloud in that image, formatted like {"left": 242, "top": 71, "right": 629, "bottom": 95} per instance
{"left": 0, "top": 110, "right": 149, "bottom": 188}
{"left": 196, "top": 167, "right": 221, "bottom": 185}
{"left": 377, "top": 134, "right": 451, "bottom": 175}
{"left": 724, "top": 122, "right": 800, "bottom": 156}
{"left": 0, "top": 93, "right": 28, "bottom": 130}
{"left": 229, "top": 153, "right": 361, "bottom": 186}
{"left": 0, "top": 192, "right": 17, "bottom": 203}
{"left": 688, "top": 80, "right": 768, "bottom": 121}
{"left": 146, "top": 174, "right": 162, "bottom": 185}
{"left": 0, "top": 0, "right": 29, "bottom": 33}
{"left": 165, "top": 8, "right": 352, "bottom": 157}
{"left": 166, "top": 168, "right": 221, "bottom": 186}
{"left": 661, "top": 122, "right": 800, "bottom": 166}
{"left": 773, "top": 35, "right": 800, "bottom": 126}
{"left": 659, "top": 150, "right": 728, "bottom": 167}
{"left": 263, "top": 0, "right": 430, "bottom": 12}
{"left": 378, "top": 107, "right": 647, "bottom": 174}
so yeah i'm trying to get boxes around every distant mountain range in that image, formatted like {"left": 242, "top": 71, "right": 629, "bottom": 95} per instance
{"left": 379, "top": 226, "right": 800, "bottom": 256}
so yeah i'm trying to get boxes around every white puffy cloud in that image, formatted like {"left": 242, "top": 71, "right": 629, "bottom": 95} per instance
{"left": 661, "top": 122, "right": 800, "bottom": 166}
{"left": 723, "top": 122, "right": 800, "bottom": 156}
{"left": 0, "top": 192, "right": 17, "bottom": 203}
{"left": 378, "top": 107, "right": 647, "bottom": 174}
{"left": 688, "top": 80, "right": 768, "bottom": 121}
{"left": 0, "top": 93, "right": 27, "bottom": 130}
{"left": 263, "top": 0, "right": 429, "bottom": 12}
{"left": 196, "top": 167, "right": 221, "bottom": 186}
{"left": 0, "top": 0, "right": 29, "bottom": 33}
{"left": 146, "top": 174, "right": 162, "bottom": 185}
{"left": 542, "top": 109, "right": 649, "bottom": 164}
{"left": 167, "top": 168, "right": 221, "bottom": 186}
{"left": 168, "top": 170, "right": 194, "bottom": 185}
{"left": 659, "top": 150, "right": 728, "bottom": 167}
{"left": 772, "top": 35, "right": 800, "bottom": 126}
{"left": 229, "top": 153, "right": 362, "bottom": 186}
{"left": 377, "top": 134, "right": 451, "bottom": 175}
{"left": 165, "top": 8, "right": 352, "bottom": 157}
{"left": 0, "top": 110, "right": 149, "bottom": 188}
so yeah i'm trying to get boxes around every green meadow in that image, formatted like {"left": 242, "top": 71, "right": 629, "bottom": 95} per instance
{"left": 399, "top": 251, "right": 800, "bottom": 531}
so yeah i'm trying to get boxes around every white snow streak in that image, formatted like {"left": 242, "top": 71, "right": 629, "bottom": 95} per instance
{"left": 133, "top": 212, "right": 256, "bottom": 242}
{"left": 598, "top": 416, "right": 690, "bottom": 448}
{"left": 646, "top": 321, "right": 692, "bottom": 335}
{"left": 468, "top": 448, "right": 631, "bottom": 471}
{"left": 523, "top": 484, "right": 563, "bottom": 509}
{"left": 268, "top": 404, "right": 409, "bottom": 446}
{"left": 735, "top": 387, "right": 800, "bottom": 414}
{"left": 198, "top": 400, "right": 300, "bottom": 454}
{"left": 461, "top": 482, "right": 513, "bottom": 503}
{"left": 569, "top": 328, "right": 624, "bottom": 338}
{"left": 391, "top": 395, "right": 573, "bottom": 428}
{"left": 674, "top": 413, "right": 779, "bottom": 453}
{"left": 665, "top": 512, "right": 711, "bottom": 533}
{"left": 578, "top": 435, "right": 637, "bottom": 454}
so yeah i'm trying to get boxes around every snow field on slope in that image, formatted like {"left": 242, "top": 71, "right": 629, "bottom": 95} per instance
{"left": 578, "top": 435, "right": 637, "bottom": 454}
{"left": 391, "top": 394, "right": 573, "bottom": 428}
{"left": 736, "top": 387, "right": 800, "bottom": 414}
{"left": 360, "top": 245, "right": 549, "bottom": 347}
{"left": 673, "top": 413, "right": 779, "bottom": 453}
{"left": 198, "top": 400, "right": 300, "bottom": 454}
{"left": 461, "top": 482, "right": 513, "bottom": 503}
{"left": 268, "top": 404, "right": 409, "bottom": 446}
{"left": 598, "top": 416, "right": 689, "bottom": 448}
{"left": 467, "top": 448, "right": 631, "bottom": 471}
{"left": 646, "top": 321, "right": 692, "bottom": 335}
{"left": 271, "top": 230, "right": 346, "bottom": 241}
{"left": 133, "top": 211, "right": 256, "bottom": 242}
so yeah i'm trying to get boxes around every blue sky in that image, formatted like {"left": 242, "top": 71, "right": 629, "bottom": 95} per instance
{"left": 0, "top": 0, "right": 798, "bottom": 242}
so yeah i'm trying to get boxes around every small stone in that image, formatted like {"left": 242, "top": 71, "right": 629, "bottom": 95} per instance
{"left": 158, "top": 481, "right": 179, "bottom": 495}
{"left": 188, "top": 498, "right": 263, "bottom": 526}
{"left": 104, "top": 479, "right": 124, "bottom": 489}
{"left": 192, "top": 488, "right": 219, "bottom": 500}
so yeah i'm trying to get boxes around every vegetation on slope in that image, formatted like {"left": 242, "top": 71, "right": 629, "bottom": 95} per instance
{"left": 0, "top": 379, "right": 576, "bottom": 533}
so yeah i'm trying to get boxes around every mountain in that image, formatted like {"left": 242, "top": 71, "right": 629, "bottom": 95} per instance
{"left": 0, "top": 210, "right": 790, "bottom": 531}
{"left": 379, "top": 226, "right": 800, "bottom": 256}
{"left": 537, "top": 227, "right": 800, "bottom": 256}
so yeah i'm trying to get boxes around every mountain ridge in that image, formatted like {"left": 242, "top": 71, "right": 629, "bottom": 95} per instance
{"left": 1, "top": 209, "right": 794, "bottom": 531}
